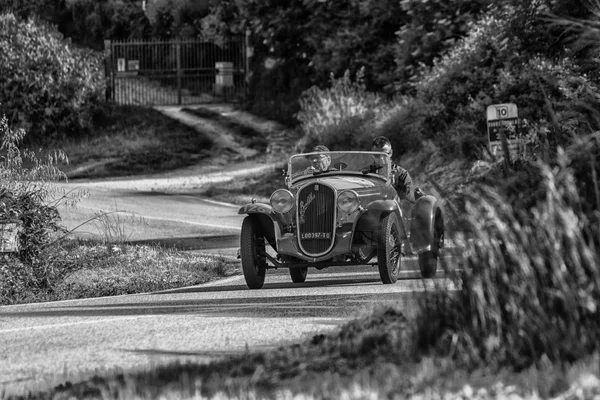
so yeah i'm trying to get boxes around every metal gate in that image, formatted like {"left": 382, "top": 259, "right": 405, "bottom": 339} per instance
{"left": 104, "top": 37, "right": 248, "bottom": 106}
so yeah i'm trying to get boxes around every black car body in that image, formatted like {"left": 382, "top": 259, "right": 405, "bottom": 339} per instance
{"left": 238, "top": 151, "right": 444, "bottom": 289}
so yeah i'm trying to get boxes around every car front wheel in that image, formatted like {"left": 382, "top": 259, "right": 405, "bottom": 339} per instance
{"left": 377, "top": 212, "right": 402, "bottom": 284}
{"left": 240, "top": 216, "right": 267, "bottom": 289}
{"left": 289, "top": 267, "right": 308, "bottom": 283}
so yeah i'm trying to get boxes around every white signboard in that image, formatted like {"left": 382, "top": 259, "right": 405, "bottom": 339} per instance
{"left": 117, "top": 58, "right": 126, "bottom": 72}
{"left": 127, "top": 60, "right": 139, "bottom": 71}
{"left": 486, "top": 103, "right": 519, "bottom": 157}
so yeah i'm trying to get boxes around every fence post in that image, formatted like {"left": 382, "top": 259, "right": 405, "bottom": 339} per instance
{"left": 245, "top": 29, "right": 252, "bottom": 100}
{"left": 104, "top": 39, "right": 113, "bottom": 102}
{"left": 176, "top": 42, "right": 182, "bottom": 105}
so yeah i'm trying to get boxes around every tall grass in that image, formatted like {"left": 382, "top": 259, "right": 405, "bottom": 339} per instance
{"left": 417, "top": 148, "right": 600, "bottom": 371}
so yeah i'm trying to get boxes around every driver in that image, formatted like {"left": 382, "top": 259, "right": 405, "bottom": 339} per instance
{"left": 371, "top": 136, "right": 425, "bottom": 202}
{"left": 305, "top": 145, "right": 332, "bottom": 172}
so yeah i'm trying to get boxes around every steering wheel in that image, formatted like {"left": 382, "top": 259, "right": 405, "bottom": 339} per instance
{"left": 333, "top": 162, "right": 347, "bottom": 171}
{"left": 362, "top": 164, "right": 383, "bottom": 174}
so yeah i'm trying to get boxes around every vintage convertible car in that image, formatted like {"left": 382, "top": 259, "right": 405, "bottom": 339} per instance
{"left": 238, "top": 150, "right": 444, "bottom": 289}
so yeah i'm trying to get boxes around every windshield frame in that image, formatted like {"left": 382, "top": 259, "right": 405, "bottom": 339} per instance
{"left": 287, "top": 151, "right": 392, "bottom": 187}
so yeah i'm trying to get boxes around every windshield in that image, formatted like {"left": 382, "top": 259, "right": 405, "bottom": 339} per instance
{"left": 288, "top": 151, "right": 391, "bottom": 185}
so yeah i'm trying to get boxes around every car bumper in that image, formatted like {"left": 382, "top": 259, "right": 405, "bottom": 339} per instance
{"left": 276, "top": 231, "right": 354, "bottom": 263}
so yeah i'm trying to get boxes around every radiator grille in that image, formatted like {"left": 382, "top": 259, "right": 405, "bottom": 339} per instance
{"left": 297, "top": 183, "right": 336, "bottom": 255}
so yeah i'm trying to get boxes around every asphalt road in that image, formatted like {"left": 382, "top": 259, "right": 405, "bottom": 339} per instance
{"left": 0, "top": 264, "right": 456, "bottom": 395}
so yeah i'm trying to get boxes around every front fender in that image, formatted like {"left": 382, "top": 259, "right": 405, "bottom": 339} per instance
{"left": 238, "top": 203, "right": 282, "bottom": 249}
{"left": 238, "top": 203, "right": 274, "bottom": 216}
{"left": 365, "top": 199, "right": 401, "bottom": 214}
{"left": 410, "top": 195, "right": 441, "bottom": 253}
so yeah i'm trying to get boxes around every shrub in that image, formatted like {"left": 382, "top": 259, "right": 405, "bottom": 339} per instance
{"left": 374, "top": 98, "right": 431, "bottom": 158}
{"left": 68, "top": 0, "right": 151, "bottom": 48}
{"left": 0, "top": 112, "right": 74, "bottom": 291}
{"left": 296, "top": 68, "right": 389, "bottom": 150}
{"left": 0, "top": 13, "right": 104, "bottom": 144}
{"left": 417, "top": 150, "right": 600, "bottom": 370}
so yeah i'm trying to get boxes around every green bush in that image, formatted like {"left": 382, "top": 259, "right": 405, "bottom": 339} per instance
{"left": 417, "top": 150, "right": 600, "bottom": 369}
{"left": 68, "top": 0, "right": 151, "bottom": 48}
{"left": 0, "top": 113, "right": 73, "bottom": 292}
{"left": 296, "top": 68, "right": 389, "bottom": 150}
{"left": 0, "top": 13, "right": 104, "bottom": 144}
{"left": 374, "top": 98, "right": 431, "bottom": 158}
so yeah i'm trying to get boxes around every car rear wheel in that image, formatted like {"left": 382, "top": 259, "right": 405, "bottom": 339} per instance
{"left": 240, "top": 216, "right": 267, "bottom": 289}
{"left": 418, "top": 211, "right": 444, "bottom": 278}
{"left": 377, "top": 212, "right": 401, "bottom": 284}
{"left": 289, "top": 267, "right": 308, "bottom": 283}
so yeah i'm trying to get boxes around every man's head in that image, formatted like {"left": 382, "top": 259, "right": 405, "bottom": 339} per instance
{"left": 371, "top": 136, "right": 393, "bottom": 157}
{"left": 306, "top": 145, "right": 331, "bottom": 171}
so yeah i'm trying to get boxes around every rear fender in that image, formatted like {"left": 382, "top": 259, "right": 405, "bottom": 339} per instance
{"left": 238, "top": 203, "right": 281, "bottom": 249}
{"left": 410, "top": 195, "right": 441, "bottom": 253}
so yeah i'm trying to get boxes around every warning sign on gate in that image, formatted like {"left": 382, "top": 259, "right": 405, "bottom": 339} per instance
{"left": 117, "top": 58, "right": 126, "bottom": 72}
{"left": 486, "top": 103, "right": 519, "bottom": 156}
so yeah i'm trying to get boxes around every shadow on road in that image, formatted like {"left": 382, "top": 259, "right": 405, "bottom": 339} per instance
{"left": 0, "top": 291, "right": 421, "bottom": 320}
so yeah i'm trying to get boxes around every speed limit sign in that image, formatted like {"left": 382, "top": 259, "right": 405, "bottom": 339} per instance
{"left": 487, "top": 103, "right": 518, "bottom": 121}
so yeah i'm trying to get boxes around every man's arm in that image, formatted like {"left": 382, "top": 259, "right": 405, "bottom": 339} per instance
{"left": 393, "top": 165, "right": 415, "bottom": 202}
{"left": 394, "top": 166, "right": 412, "bottom": 196}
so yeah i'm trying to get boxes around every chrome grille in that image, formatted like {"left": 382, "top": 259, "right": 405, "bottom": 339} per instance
{"left": 297, "top": 183, "right": 336, "bottom": 256}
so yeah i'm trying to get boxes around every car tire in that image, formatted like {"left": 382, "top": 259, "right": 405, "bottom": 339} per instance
{"left": 240, "top": 216, "right": 267, "bottom": 289}
{"left": 418, "top": 211, "right": 444, "bottom": 279}
{"left": 377, "top": 212, "right": 401, "bottom": 284}
{"left": 289, "top": 267, "right": 308, "bottom": 283}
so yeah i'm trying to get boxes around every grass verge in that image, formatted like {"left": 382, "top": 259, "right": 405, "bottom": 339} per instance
{"left": 0, "top": 238, "right": 238, "bottom": 305}
{"left": 56, "top": 104, "right": 214, "bottom": 179}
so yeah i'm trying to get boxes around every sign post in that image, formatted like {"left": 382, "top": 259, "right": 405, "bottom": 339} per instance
{"left": 486, "top": 103, "right": 519, "bottom": 160}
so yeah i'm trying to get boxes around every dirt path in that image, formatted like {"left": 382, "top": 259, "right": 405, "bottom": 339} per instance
{"left": 69, "top": 104, "right": 291, "bottom": 192}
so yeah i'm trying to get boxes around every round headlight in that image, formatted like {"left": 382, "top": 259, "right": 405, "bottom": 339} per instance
{"left": 337, "top": 190, "right": 359, "bottom": 213}
{"left": 270, "top": 189, "right": 294, "bottom": 213}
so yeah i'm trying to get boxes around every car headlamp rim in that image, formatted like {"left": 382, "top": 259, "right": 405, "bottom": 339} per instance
{"left": 337, "top": 190, "right": 360, "bottom": 213}
{"left": 270, "top": 189, "right": 294, "bottom": 213}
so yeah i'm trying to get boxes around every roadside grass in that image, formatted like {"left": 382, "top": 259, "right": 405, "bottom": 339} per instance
{"left": 198, "top": 165, "right": 285, "bottom": 205}
{"left": 56, "top": 104, "right": 215, "bottom": 179}
{"left": 0, "top": 237, "right": 238, "bottom": 305}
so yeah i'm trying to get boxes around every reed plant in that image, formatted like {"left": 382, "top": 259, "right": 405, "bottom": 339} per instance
{"left": 416, "top": 146, "right": 600, "bottom": 371}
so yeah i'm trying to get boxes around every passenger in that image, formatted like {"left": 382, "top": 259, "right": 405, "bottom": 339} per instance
{"left": 371, "top": 136, "right": 425, "bottom": 202}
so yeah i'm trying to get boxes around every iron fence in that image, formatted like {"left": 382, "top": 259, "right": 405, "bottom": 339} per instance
{"left": 105, "top": 37, "right": 248, "bottom": 106}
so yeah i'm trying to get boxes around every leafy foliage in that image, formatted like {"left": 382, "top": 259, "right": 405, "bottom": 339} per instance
{"left": 145, "top": 0, "right": 210, "bottom": 39}
{"left": 296, "top": 69, "right": 388, "bottom": 150}
{"left": 393, "top": 0, "right": 493, "bottom": 92}
{"left": 0, "top": 113, "right": 75, "bottom": 294}
{"left": 0, "top": 13, "right": 104, "bottom": 143}
{"left": 205, "top": 0, "right": 409, "bottom": 122}
{"left": 67, "top": 0, "right": 151, "bottom": 48}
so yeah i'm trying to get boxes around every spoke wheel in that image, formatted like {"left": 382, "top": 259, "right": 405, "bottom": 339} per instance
{"left": 418, "top": 212, "right": 444, "bottom": 279}
{"left": 240, "top": 216, "right": 267, "bottom": 289}
{"left": 289, "top": 267, "right": 308, "bottom": 283}
{"left": 377, "top": 212, "right": 401, "bottom": 284}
